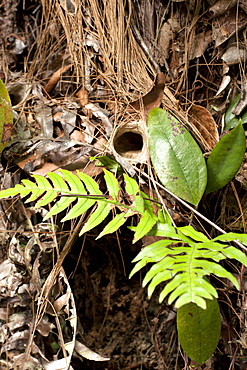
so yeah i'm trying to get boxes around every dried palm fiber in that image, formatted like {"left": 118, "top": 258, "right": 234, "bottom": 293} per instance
{"left": 26, "top": 5, "right": 65, "bottom": 79}
{"left": 32, "top": 0, "right": 156, "bottom": 99}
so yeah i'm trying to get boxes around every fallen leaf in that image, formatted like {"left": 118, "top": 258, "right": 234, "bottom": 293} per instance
{"left": 76, "top": 87, "right": 89, "bottom": 106}
{"left": 215, "top": 75, "right": 231, "bottom": 96}
{"left": 75, "top": 340, "right": 110, "bottom": 361}
{"left": 188, "top": 104, "right": 219, "bottom": 150}
{"left": 221, "top": 46, "right": 247, "bottom": 65}
{"left": 128, "top": 72, "right": 166, "bottom": 114}
{"left": 189, "top": 30, "right": 212, "bottom": 60}
{"left": 209, "top": 0, "right": 237, "bottom": 17}
{"left": 44, "top": 64, "right": 73, "bottom": 94}
{"left": 211, "top": 7, "right": 247, "bottom": 47}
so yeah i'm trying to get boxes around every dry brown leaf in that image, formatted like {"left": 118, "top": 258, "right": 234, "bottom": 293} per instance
{"left": 222, "top": 46, "right": 247, "bottom": 65}
{"left": 212, "top": 7, "right": 247, "bottom": 47}
{"left": 189, "top": 30, "right": 212, "bottom": 60}
{"left": 209, "top": 0, "right": 237, "bottom": 17}
{"left": 188, "top": 104, "right": 219, "bottom": 150}
{"left": 74, "top": 340, "right": 110, "bottom": 361}
{"left": 44, "top": 64, "right": 73, "bottom": 94}
{"left": 128, "top": 72, "right": 166, "bottom": 114}
{"left": 76, "top": 87, "right": 89, "bottom": 107}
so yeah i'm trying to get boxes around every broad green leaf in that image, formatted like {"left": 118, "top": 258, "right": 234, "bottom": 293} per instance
{"left": 177, "top": 298, "right": 221, "bottom": 365}
{"left": 157, "top": 208, "right": 172, "bottom": 225}
{"left": 0, "top": 79, "right": 13, "bottom": 152}
{"left": 179, "top": 225, "right": 210, "bottom": 242}
{"left": 32, "top": 174, "right": 51, "bottom": 190}
{"left": 123, "top": 173, "right": 139, "bottom": 195}
{"left": 206, "top": 121, "right": 246, "bottom": 193}
{"left": 143, "top": 258, "right": 175, "bottom": 287}
{"left": 60, "top": 170, "right": 85, "bottom": 193}
{"left": 123, "top": 174, "right": 144, "bottom": 213}
{"left": 77, "top": 171, "right": 102, "bottom": 195}
{"left": 147, "top": 269, "right": 174, "bottom": 297}
{"left": 35, "top": 189, "right": 57, "bottom": 207}
{"left": 148, "top": 108, "right": 207, "bottom": 206}
{"left": 0, "top": 183, "right": 27, "bottom": 199}
{"left": 48, "top": 172, "right": 70, "bottom": 192}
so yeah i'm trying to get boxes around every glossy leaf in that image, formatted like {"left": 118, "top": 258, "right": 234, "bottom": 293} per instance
{"left": 206, "top": 120, "right": 246, "bottom": 193}
{"left": 224, "top": 94, "right": 247, "bottom": 129}
{"left": 0, "top": 79, "right": 13, "bottom": 152}
{"left": 177, "top": 298, "right": 221, "bottom": 365}
{"left": 148, "top": 108, "right": 207, "bottom": 206}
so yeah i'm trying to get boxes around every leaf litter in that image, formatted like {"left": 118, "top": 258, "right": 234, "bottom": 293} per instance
{"left": 1, "top": 0, "right": 247, "bottom": 369}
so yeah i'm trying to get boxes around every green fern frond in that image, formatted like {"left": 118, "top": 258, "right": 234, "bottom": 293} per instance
{"left": 0, "top": 169, "right": 158, "bottom": 239}
{"left": 130, "top": 225, "right": 247, "bottom": 309}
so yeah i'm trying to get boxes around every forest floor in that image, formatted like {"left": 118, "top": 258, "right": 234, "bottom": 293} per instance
{"left": 1, "top": 1, "right": 247, "bottom": 369}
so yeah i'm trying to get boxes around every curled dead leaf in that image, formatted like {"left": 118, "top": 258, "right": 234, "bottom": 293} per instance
{"left": 75, "top": 340, "right": 110, "bottom": 361}
{"left": 209, "top": 0, "right": 237, "bottom": 17}
{"left": 128, "top": 72, "right": 166, "bottom": 114}
{"left": 188, "top": 104, "right": 219, "bottom": 150}
{"left": 44, "top": 64, "right": 73, "bottom": 94}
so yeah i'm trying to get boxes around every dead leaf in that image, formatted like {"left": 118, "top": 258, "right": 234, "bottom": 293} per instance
{"left": 232, "top": 78, "right": 247, "bottom": 115}
{"left": 216, "top": 75, "right": 231, "bottom": 96}
{"left": 128, "top": 72, "right": 166, "bottom": 114}
{"left": 59, "top": 0, "right": 77, "bottom": 14}
{"left": 212, "top": 7, "right": 247, "bottom": 47}
{"left": 74, "top": 340, "right": 110, "bottom": 361}
{"left": 70, "top": 129, "right": 86, "bottom": 142}
{"left": 157, "top": 22, "right": 174, "bottom": 62}
{"left": 84, "top": 102, "right": 113, "bottom": 135}
{"left": 221, "top": 46, "right": 247, "bottom": 65}
{"left": 189, "top": 30, "right": 212, "bottom": 60}
{"left": 209, "top": 0, "right": 237, "bottom": 17}
{"left": 188, "top": 104, "right": 219, "bottom": 150}
{"left": 44, "top": 64, "right": 73, "bottom": 94}
{"left": 77, "top": 87, "right": 89, "bottom": 106}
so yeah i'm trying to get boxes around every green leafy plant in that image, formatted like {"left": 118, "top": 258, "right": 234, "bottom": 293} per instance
{"left": 177, "top": 297, "right": 221, "bottom": 365}
{"left": 1, "top": 168, "right": 246, "bottom": 306}
{"left": 0, "top": 169, "right": 159, "bottom": 241}
{"left": 130, "top": 223, "right": 247, "bottom": 308}
{"left": 0, "top": 79, "right": 13, "bottom": 152}
{"left": 206, "top": 120, "right": 246, "bottom": 193}
{"left": 1, "top": 103, "right": 247, "bottom": 365}
{"left": 1, "top": 165, "right": 247, "bottom": 364}
{"left": 148, "top": 108, "right": 207, "bottom": 206}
